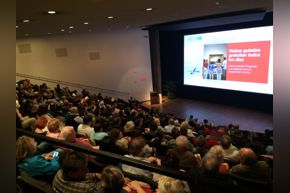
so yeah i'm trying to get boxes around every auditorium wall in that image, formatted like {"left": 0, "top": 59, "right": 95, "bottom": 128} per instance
{"left": 16, "top": 29, "right": 153, "bottom": 101}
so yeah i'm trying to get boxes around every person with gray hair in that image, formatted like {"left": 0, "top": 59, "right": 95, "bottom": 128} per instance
{"left": 191, "top": 151, "right": 235, "bottom": 193}
{"left": 156, "top": 176, "right": 188, "bottom": 193}
{"left": 61, "top": 126, "right": 99, "bottom": 151}
{"left": 166, "top": 135, "right": 199, "bottom": 170}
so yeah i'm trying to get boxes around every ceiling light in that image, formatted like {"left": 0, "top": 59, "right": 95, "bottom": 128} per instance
{"left": 48, "top": 10, "right": 56, "bottom": 15}
{"left": 16, "top": 25, "right": 19, "bottom": 28}
{"left": 145, "top": 8, "right": 153, "bottom": 11}
{"left": 60, "top": 29, "right": 65, "bottom": 32}
{"left": 83, "top": 22, "right": 89, "bottom": 25}
{"left": 23, "top": 19, "right": 30, "bottom": 23}
{"left": 69, "top": 26, "right": 74, "bottom": 29}
{"left": 215, "top": 2, "right": 220, "bottom": 5}
{"left": 107, "top": 16, "right": 114, "bottom": 19}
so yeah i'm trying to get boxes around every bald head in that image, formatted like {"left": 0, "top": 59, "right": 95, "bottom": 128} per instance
{"left": 61, "top": 126, "right": 76, "bottom": 143}
{"left": 239, "top": 148, "right": 257, "bottom": 165}
{"left": 176, "top": 135, "right": 189, "bottom": 148}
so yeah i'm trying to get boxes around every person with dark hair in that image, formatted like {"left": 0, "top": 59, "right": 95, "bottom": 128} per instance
{"left": 167, "top": 127, "right": 180, "bottom": 148}
{"left": 52, "top": 150, "right": 100, "bottom": 193}
{"left": 203, "top": 59, "right": 209, "bottom": 79}
{"left": 222, "top": 57, "right": 227, "bottom": 79}
{"left": 77, "top": 115, "right": 94, "bottom": 137}
{"left": 193, "top": 135, "right": 208, "bottom": 157}
{"left": 219, "top": 135, "right": 239, "bottom": 164}
{"left": 93, "top": 165, "right": 130, "bottom": 193}
{"left": 208, "top": 61, "right": 215, "bottom": 80}
{"left": 89, "top": 122, "right": 109, "bottom": 146}
{"left": 98, "top": 128, "right": 129, "bottom": 156}
{"left": 216, "top": 58, "right": 223, "bottom": 80}
{"left": 16, "top": 106, "right": 36, "bottom": 131}
{"left": 122, "top": 136, "right": 153, "bottom": 179}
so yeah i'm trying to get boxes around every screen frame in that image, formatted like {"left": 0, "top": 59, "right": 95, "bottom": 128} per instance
{"left": 182, "top": 25, "right": 273, "bottom": 95}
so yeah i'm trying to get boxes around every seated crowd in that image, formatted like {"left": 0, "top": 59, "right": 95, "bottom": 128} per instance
{"left": 16, "top": 79, "right": 273, "bottom": 193}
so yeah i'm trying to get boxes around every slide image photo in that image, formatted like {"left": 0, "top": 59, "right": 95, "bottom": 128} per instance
{"left": 203, "top": 43, "right": 227, "bottom": 81}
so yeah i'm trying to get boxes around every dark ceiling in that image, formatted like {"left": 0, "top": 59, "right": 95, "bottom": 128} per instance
{"left": 16, "top": 0, "right": 272, "bottom": 38}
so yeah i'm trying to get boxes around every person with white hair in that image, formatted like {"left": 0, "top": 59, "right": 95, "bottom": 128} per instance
{"left": 61, "top": 126, "right": 99, "bottom": 151}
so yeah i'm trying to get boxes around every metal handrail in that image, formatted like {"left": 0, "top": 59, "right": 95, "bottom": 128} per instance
{"left": 16, "top": 73, "right": 130, "bottom": 100}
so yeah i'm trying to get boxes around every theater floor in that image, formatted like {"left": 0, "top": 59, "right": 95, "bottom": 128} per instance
{"left": 141, "top": 97, "right": 273, "bottom": 133}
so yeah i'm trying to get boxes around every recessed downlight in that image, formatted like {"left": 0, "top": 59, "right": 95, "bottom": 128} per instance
{"left": 83, "top": 22, "right": 89, "bottom": 25}
{"left": 69, "top": 26, "right": 74, "bottom": 29}
{"left": 145, "top": 8, "right": 153, "bottom": 11}
{"left": 48, "top": 10, "right": 56, "bottom": 14}
{"left": 60, "top": 29, "right": 65, "bottom": 32}
{"left": 23, "top": 19, "right": 30, "bottom": 23}
{"left": 16, "top": 25, "right": 19, "bottom": 28}
{"left": 107, "top": 16, "right": 114, "bottom": 19}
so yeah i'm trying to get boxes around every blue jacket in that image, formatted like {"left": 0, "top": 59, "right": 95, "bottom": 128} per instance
{"left": 17, "top": 154, "right": 60, "bottom": 177}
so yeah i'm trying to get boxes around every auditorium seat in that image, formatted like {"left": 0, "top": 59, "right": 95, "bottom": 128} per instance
{"left": 17, "top": 171, "right": 54, "bottom": 193}
{"left": 230, "top": 173, "right": 272, "bottom": 193}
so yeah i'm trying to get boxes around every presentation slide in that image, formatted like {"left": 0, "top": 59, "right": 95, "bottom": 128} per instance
{"left": 184, "top": 26, "right": 273, "bottom": 94}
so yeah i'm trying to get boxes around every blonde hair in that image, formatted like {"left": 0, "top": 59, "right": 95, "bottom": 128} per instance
{"left": 208, "top": 145, "right": 224, "bottom": 164}
{"left": 16, "top": 136, "right": 37, "bottom": 162}
{"left": 157, "top": 176, "right": 186, "bottom": 193}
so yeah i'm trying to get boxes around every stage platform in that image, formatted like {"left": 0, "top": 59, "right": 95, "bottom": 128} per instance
{"left": 141, "top": 97, "right": 272, "bottom": 133}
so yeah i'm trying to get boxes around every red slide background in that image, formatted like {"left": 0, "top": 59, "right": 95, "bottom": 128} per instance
{"left": 226, "top": 41, "right": 271, "bottom": 83}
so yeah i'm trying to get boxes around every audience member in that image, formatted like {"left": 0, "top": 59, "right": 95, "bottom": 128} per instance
{"left": 122, "top": 136, "right": 153, "bottom": 179}
{"left": 90, "top": 122, "right": 109, "bottom": 146}
{"left": 16, "top": 136, "right": 60, "bottom": 181}
{"left": 156, "top": 176, "right": 188, "bottom": 193}
{"left": 52, "top": 150, "right": 99, "bottom": 193}
{"left": 192, "top": 152, "right": 235, "bottom": 193}
{"left": 46, "top": 118, "right": 63, "bottom": 139}
{"left": 230, "top": 147, "right": 271, "bottom": 182}
{"left": 16, "top": 80, "right": 274, "bottom": 193}
{"left": 93, "top": 165, "right": 130, "bottom": 193}
{"left": 218, "top": 135, "right": 240, "bottom": 164}
{"left": 162, "top": 118, "right": 175, "bottom": 134}
{"left": 77, "top": 115, "right": 94, "bottom": 137}
{"left": 167, "top": 135, "right": 199, "bottom": 170}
